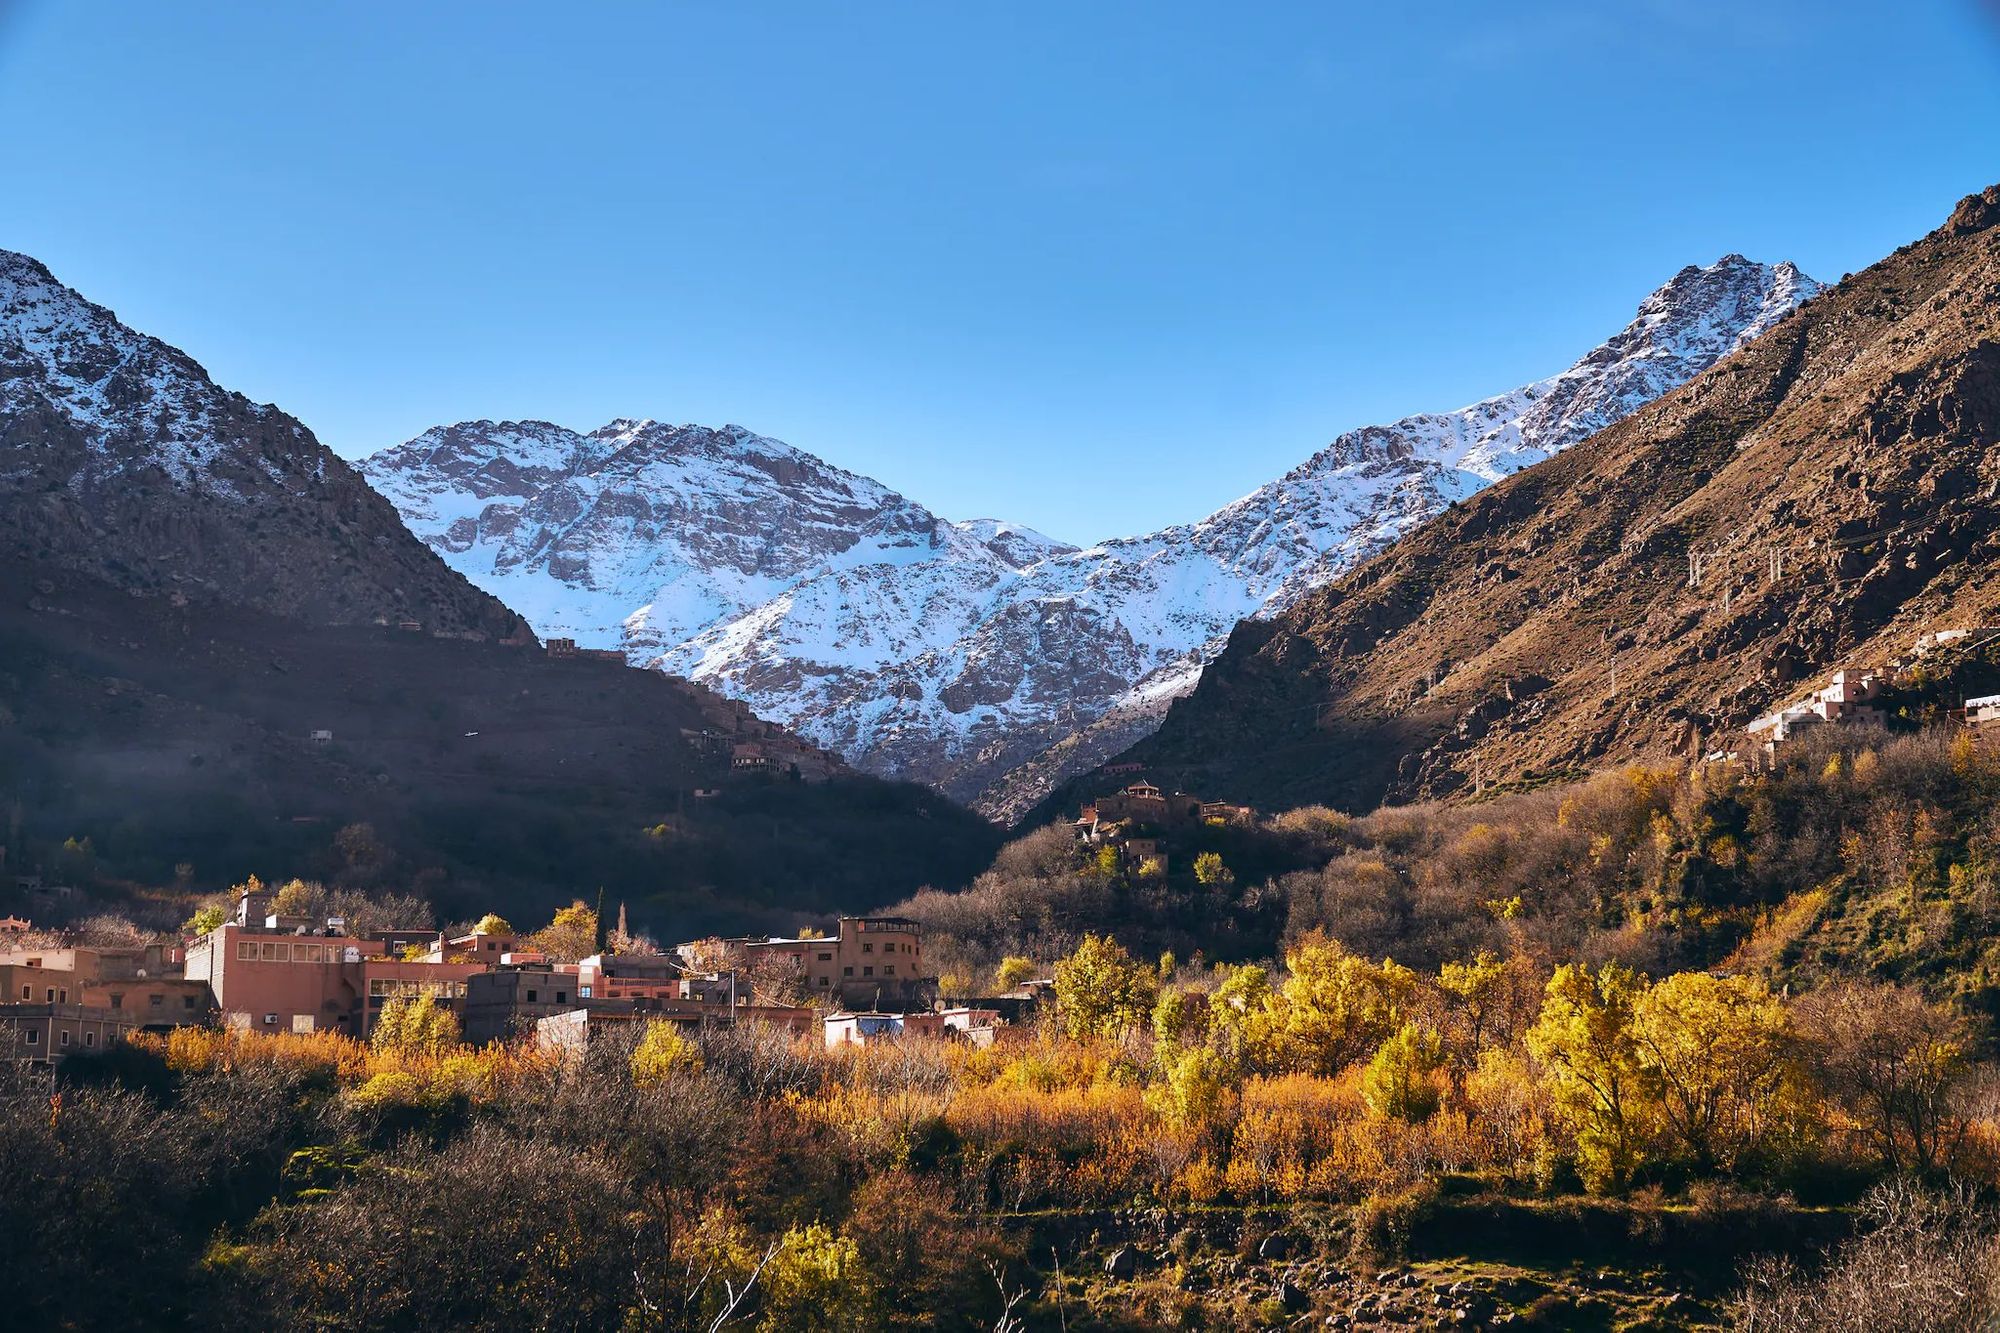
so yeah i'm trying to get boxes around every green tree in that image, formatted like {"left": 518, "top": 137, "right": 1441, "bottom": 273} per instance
{"left": 469, "top": 913, "right": 514, "bottom": 935}
{"left": 1053, "top": 934, "right": 1158, "bottom": 1040}
{"left": 181, "top": 904, "right": 227, "bottom": 938}
{"left": 995, "top": 956, "right": 1037, "bottom": 990}
{"left": 1193, "top": 852, "right": 1234, "bottom": 886}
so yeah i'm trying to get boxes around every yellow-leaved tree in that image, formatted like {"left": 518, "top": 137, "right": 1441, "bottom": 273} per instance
{"left": 372, "top": 992, "right": 461, "bottom": 1057}
{"left": 630, "top": 1021, "right": 703, "bottom": 1087}
{"left": 1262, "top": 931, "right": 1418, "bottom": 1076}
{"left": 1052, "top": 933, "right": 1158, "bottom": 1040}
{"left": 1628, "top": 971, "right": 1802, "bottom": 1175}
{"left": 529, "top": 900, "right": 597, "bottom": 964}
{"left": 1527, "top": 962, "right": 1651, "bottom": 1192}
{"left": 1362, "top": 1022, "right": 1445, "bottom": 1122}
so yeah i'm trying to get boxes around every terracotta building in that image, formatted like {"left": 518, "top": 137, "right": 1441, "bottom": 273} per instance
{"left": 682, "top": 917, "right": 930, "bottom": 1010}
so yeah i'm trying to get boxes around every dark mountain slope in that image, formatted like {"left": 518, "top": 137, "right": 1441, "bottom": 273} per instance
{"left": 1066, "top": 185, "right": 2000, "bottom": 817}
{"left": 0, "top": 555, "right": 997, "bottom": 934}
{"left": 0, "top": 253, "right": 1000, "bottom": 928}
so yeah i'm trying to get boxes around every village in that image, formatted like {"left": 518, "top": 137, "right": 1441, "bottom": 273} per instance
{"left": 1723, "top": 625, "right": 2000, "bottom": 768}
{"left": 0, "top": 879, "right": 1049, "bottom": 1067}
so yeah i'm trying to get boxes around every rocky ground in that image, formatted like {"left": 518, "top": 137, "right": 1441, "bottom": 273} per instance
{"left": 1010, "top": 1192, "right": 1846, "bottom": 1331}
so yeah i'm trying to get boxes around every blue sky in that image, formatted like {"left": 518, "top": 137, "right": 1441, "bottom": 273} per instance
{"left": 2, "top": 2, "right": 1997, "bottom": 544}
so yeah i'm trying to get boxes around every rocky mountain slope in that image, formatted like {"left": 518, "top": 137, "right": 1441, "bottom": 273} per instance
{"left": 0, "top": 253, "right": 1000, "bottom": 929}
{"left": 367, "top": 258, "right": 1815, "bottom": 818}
{"left": 0, "top": 251, "right": 524, "bottom": 636}
{"left": 1072, "top": 185, "right": 2000, "bottom": 817}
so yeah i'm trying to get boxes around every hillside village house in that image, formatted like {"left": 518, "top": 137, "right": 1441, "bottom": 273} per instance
{"left": 1744, "top": 668, "right": 1886, "bottom": 766}
{"left": 681, "top": 916, "right": 930, "bottom": 1011}
{"left": 460, "top": 959, "right": 580, "bottom": 1045}
{"left": 0, "top": 1002, "right": 136, "bottom": 1064}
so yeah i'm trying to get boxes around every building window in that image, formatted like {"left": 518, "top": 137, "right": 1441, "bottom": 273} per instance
{"left": 59, "top": 1030, "right": 71, "bottom": 1047}
{"left": 44, "top": 988, "right": 54, "bottom": 1002}
{"left": 84, "top": 1031, "right": 96, "bottom": 1047}
{"left": 58, "top": 989, "right": 66, "bottom": 1004}
{"left": 237, "top": 941, "right": 259, "bottom": 961}
{"left": 862, "top": 943, "right": 874, "bottom": 953}
{"left": 842, "top": 967, "right": 853, "bottom": 977}
{"left": 556, "top": 991, "right": 567, "bottom": 1004}
{"left": 183, "top": 995, "right": 196, "bottom": 1010}
{"left": 24, "top": 1030, "right": 37, "bottom": 1046}
{"left": 817, "top": 953, "right": 832, "bottom": 962}
{"left": 817, "top": 976, "right": 829, "bottom": 987}
{"left": 18, "top": 985, "right": 27, "bottom": 1001}
{"left": 885, "top": 966, "right": 895, "bottom": 976}
{"left": 863, "top": 967, "right": 874, "bottom": 978}
{"left": 148, "top": 994, "right": 163, "bottom": 1009}
{"left": 526, "top": 989, "right": 539, "bottom": 1003}
{"left": 263, "top": 1013, "right": 279, "bottom": 1026}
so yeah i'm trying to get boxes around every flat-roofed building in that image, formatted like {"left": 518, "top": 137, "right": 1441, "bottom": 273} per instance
{"left": 0, "top": 1003, "right": 136, "bottom": 1064}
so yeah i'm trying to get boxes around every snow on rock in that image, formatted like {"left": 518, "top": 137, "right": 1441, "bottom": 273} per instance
{"left": 363, "top": 256, "right": 1820, "bottom": 819}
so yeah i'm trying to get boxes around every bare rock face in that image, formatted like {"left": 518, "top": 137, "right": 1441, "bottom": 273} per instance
{"left": 0, "top": 251, "right": 523, "bottom": 638}
{"left": 363, "top": 257, "right": 1817, "bottom": 820}
{"left": 1090, "top": 185, "right": 2000, "bottom": 818}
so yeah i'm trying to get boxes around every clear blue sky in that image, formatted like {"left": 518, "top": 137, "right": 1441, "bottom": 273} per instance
{"left": 3, "top": 2, "right": 1997, "bottom": 544}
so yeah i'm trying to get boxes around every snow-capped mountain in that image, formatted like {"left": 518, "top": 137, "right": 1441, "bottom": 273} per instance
{"left": 0, "top": 249, "right": 520, "bottom": 633}
{"left": 364, "top": 418, "right": 1073, "bottom": 655}
{"left": 364, "top": 256, "right": 1818, "bottom": 819}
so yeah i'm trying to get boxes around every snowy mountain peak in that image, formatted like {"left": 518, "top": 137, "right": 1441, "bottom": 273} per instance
{"left": 0, "top": 247, "right": 305, "bottom": 495}
{"left": 366, "top": 255, "right": 1819, "bottom": 818}
{"left": 0, "top": 251, "right": 521, "bottom": 632}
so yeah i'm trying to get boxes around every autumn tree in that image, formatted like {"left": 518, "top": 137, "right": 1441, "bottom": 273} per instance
{"left": 1794, "top": 980, "right": 1975, "bottom": 1174}
{"left": 1628, "top": 971, "right": 1800, "bottom": 1174}
{"left": 1527, "top": 962, "right": 1652, "bottom": 1191}
{"left": 630, "top": 1021, "right": 703, "bottom": 1088}
{"left": 1193, "top": 852, "right": 1234, "bottom": 887}
{"left": 1052, "top": 934, "right": 1158, "bottom": 1040}
{"left": 1261, "top": 931, "right": 1418, "bottom": 1076}
{"left": 528, "top": 900, "right": 598, "bottom": 964}
{"left": 1362, "top": 1023, "right": 1445, "bottom": 1122}
{"left": 271, "top": 878, "right": 315, "bottom": 917}
{"left": 372, "top": 992, "right": 461, "bottom": 1057}
{"left": 995, "top": 956, "right": 1037, "bottom": 990}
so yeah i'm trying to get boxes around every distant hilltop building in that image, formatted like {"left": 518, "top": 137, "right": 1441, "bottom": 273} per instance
{"left": 545, "top": 637, "right": 626, "bottom": 664}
